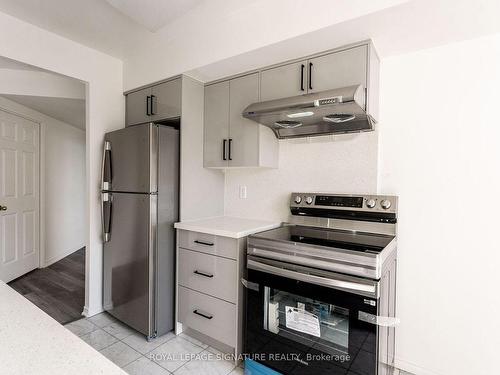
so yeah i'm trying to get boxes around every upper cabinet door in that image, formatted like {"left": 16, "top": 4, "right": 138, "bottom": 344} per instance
{"left": 151, "top": 78, "right": 182, "bottom": 121}
{"left": 204, "top": 81, "right": 229, "bottom": 168}
{"left": 260, "top": 60, "right": 307, "bottom": 101}
{"left": 307, "top": 45, "right": 368, "bottom": 99}
{"left": 228, "top": 73, "right": 260, "bottom": 167}
{"left": 126, "top": 87, "right": 151, "bottom": 127}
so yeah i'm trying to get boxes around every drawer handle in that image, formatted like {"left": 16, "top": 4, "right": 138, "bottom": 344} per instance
{"left": 193, "top": 309, "right": 213, "bottom": 320}
{"left": 194, "top": 270, "right": 214, "bottom": 278}
{"left": 194, "top": 240, "right": 214, "bottom": 246}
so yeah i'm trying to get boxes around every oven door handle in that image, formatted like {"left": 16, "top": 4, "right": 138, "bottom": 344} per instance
{"left": 247, "top": 259, "right": 377, "bottom": 297}
{"left": 241, "top": 278, "right": 259, "bottom": 291}
{"left": 358, "top": 311, "right": 400, "bottom": 327}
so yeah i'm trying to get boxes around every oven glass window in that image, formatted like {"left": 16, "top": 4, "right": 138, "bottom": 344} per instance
{"left": 264, "top": 287, "right": 349, "bottom": 355}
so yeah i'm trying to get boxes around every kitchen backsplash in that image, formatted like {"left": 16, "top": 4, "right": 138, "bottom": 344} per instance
{"left": 224, "top": 131, "right": 378, "bottom": 221}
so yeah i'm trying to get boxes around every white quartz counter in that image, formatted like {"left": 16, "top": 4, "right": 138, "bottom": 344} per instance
{"left": 174, "top": 216, "right": 281, "bottom": 238}
{"left": 0, "top": 281, "right": 126, "bottom": 375}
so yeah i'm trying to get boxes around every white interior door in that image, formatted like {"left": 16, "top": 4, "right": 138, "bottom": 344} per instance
{"left": 0, "top": 109, "right": 39, "bottom": 282}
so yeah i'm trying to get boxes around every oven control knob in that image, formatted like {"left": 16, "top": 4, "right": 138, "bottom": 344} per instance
{"left": 381, "top": 199, "right": 392, "bottom": 210}
{"left": 366, "top": 199, "right": 376, "bottom": 208}
{"left": 305, "top": 196, "right": 314, "bottom": 205}
{"left": 294, "top": 195, "right": 302, "bottom": 204}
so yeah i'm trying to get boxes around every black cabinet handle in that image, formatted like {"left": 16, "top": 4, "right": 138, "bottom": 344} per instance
{"left": 146, "top": 96, "right": 151, "bottom": 116}
{"left": 300, "top": 64, "right": 305, "bottom": 91}
{"left": 194, "top": 270, "right": 214, "bottom": 278}
{"left": 309, "top": 62, "right": 313, "bottom": 90}
{"left": 194, "top": 240, "right": 214, "bottom": 246}
{"left": 193, "top": 310, "right": 213, "bottom": 320}
{"left": 222, "top": 139, "right": 227, "bottom": 161}
{"left": 228, "top": 139, "right": 233, "bottom": 161}
{"left": 150, "top": 95, "right": 156, "bottom": 115}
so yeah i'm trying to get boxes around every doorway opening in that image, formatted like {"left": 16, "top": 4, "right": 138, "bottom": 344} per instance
{"left": 0, "top": 56, "right": 87, "bottom": 324}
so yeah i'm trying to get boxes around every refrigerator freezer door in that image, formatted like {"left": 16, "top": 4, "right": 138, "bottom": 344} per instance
{"left": 103, "top": 123, "right": 158, "bottom": 193}
{"left": 103, "top": 192, "right": 156, "bottom": 337}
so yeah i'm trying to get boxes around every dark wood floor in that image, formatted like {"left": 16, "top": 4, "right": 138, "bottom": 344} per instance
{"left": 8, "top": 247, "right": 85, "bottom": 325}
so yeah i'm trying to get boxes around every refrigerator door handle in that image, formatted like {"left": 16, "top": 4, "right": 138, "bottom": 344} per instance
{"left": 101, "top": 192, "right": 112, "bottom": 243}
{"left": 101, "top": 141, "right": 112, "bottom": 190}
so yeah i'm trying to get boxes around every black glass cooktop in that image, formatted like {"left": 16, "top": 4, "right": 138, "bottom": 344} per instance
{"left": 253, "top": 225, "right": 394, "bottom": 254}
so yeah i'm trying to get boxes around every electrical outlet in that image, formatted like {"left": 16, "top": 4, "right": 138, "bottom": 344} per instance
{"left": 239, "top": 185, "right": 247, "bottom": 199}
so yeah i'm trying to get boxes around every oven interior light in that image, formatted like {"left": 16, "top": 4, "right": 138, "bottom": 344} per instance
{"left": 287, "top": 111, "right": 314, "bottom": 119}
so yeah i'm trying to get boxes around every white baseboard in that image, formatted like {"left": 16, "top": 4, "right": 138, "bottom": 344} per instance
{"left": 175, "top": 321, "right": 183, "bottom": 335}
{"left": 82, "top": 306, "right": 89, "bottom": 317}
{"left": 42, "top": 244, "right": 85, "bottom": 267}
{"left": 82, "top": 305, "right": 104, "bottom": 318}
{"left": 394, "top": 356, "right": 443, "bottom": 375}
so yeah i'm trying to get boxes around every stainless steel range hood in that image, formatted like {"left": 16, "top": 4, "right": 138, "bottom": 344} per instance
{"left": 242, "top": 84, "right": 375, "bottom": 139}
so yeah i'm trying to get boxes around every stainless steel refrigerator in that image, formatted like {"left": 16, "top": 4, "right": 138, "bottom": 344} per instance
{"left": 101, "top": 122, "right": 179, "bottom": 339}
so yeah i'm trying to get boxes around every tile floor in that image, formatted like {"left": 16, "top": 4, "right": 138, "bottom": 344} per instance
{"left": 65, "top": 312, "right": 413, "bottom": 375}
{"left": 65, "top": 312, "right": 243, "bottom": 375}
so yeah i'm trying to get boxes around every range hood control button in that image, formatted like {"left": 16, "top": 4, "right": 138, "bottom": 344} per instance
{"left": 366, "top": 199, "right": 376, "bottom": 208}
{"left": 305, "top": 196, "right": 314, "bottom": 205}
{"left": 294, "top": 196, "right": 302, "bottom": 204}
{"left": 381, "top": 200, "right": 392, "bottom": 210}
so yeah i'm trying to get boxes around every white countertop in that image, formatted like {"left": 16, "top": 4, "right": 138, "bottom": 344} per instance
{"left": 0, "top": 281, "right": 126, "bottom": 375}
{"left": 174, "top": 216, "right": 282, "bottom": 238}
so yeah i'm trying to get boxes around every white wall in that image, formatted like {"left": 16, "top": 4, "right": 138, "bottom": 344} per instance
{"left": 224, "top": 132, "right": 378, "bottom": 221}
{"left": 0, "top": 96, "right": 86, "bottom": 267}
{"left": 123, "top": 0, "right": 406, "bottom": 89}
{"left": 180, "top": 76, "right": 225, "bottom": 221}
{"left": 43, "top": 117, "right": 85, "bottom": 265}
{"left": 0, "top": 11, "right": 124, "bottom": 316}
{"left": 378, "top": 33, "right": 500, "bottom": 375}
{"left": 0, "top": 69, "right": 85, "bottom": 99}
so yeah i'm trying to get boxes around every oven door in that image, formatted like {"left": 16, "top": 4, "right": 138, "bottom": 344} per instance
{"left": 245, "top": 257, "right": 380, "bottom": 375}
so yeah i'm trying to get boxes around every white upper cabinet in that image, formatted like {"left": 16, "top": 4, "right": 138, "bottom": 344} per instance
{"left": 307, "top": 45, "right": 368, "bottom": 97}
{"left": 204, "top": 73, "right": 278, "bottom": 169}
{"left": 125, "top": 77, "right": 181, "bottom": 127}
{"left": 260, "top": 60, "right": 307, "bottom": 101}
{"left": 202, "top": 41, "right": 378, "bottom": 169}
{"left": 259, "top": 43, "right": 377, "bottom": 116}
{"left": 204, "top": 81, "right": 230, "bottom": 168}
{"left": 228, "top": 73, "right": 260, "bottom": 167}
{"left": 126, "top": 87, "right": 150, "bottom": 126}
{"left": 229, "top": 73, "right": 278, "bottom": 168}
{"left": 151, "top": 78, "right": 182, "bottom": 121}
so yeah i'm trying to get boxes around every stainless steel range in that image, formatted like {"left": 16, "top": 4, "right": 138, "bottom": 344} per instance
{"left": 244, "top": 193, "right": 398, "bottom": 375}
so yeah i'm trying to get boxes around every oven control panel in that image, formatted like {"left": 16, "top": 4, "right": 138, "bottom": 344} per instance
{"left": 315, "top": 195, "right": 364, "bottom": 208}
{"left": 290, "top": 193, "right": 398, "bottom": 214}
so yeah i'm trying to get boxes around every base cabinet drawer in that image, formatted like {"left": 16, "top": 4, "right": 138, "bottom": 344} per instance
{"left": 178, "top": 248, "right": 237, "bottom": 303}
{"left": 178, "top": 230, "right": 237, "bottom": 259}
{"left": 178, "top": 286, "right": 236, "bottom": 347}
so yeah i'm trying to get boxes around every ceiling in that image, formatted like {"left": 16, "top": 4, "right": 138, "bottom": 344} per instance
{"left": 0, "top": 56, "right": 85, "bottom": 129}
{"left": 0, "top": 0, "right": 206, "bottom": 59}
{"left": 186, "top": 0, "right": 500, "bottom": 82}
{"left": 0, "top": 0, "right": 150, "bottom": 59}
{"left": 0, "top": 0, "right": 407, "bottom": 61}
{"left": 2, "top": 95, "right": 85, "bottom": 129}
{"left": 1, "top": 0, "right": 500, "bottom": 89}
{"left": 105, "top": 0, "right": 204, "bottom": 32}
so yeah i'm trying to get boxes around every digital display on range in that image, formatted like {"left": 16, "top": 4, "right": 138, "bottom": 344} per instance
{"left": 315, "top": 195, "right": 364, "bottom": 208}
